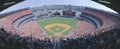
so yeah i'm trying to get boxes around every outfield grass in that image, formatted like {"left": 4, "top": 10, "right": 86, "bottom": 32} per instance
{"left": 37, "top": 17, "right": 78, "bottom": 37}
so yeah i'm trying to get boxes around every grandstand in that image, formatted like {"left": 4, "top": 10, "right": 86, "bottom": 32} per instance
{"left": 0, "top": 5, "right": 120, "bottom": 49}
{"left": 0, "top": 5, "right": 120, "bottom": 38}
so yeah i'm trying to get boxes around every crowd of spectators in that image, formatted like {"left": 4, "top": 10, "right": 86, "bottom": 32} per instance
{"left": 0, "top": 27, "right": 120, "bottom": 49}
{"left": 58, "top": 28, "right": 120, "bottom": 49}
{"left": 83, "top": 8, "right": 120, "bottom": 30}
{"left": 0, "top": 8, "right": 29, "bottom": 18}
{"left": 0, "top": 28, "right": 54, "bottom": 49}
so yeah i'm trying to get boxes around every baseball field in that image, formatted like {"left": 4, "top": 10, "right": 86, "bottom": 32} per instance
{"left": 37, "top": 17, "right": 78, "bottom": 37}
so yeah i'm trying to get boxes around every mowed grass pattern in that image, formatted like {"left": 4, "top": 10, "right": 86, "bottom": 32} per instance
{"left": 37, "top": 17, "right": 78, "bottom": 37}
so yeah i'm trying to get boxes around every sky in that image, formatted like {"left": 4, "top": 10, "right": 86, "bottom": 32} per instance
{"left": 0, "top": 0, "right": 117, "bottom": 14}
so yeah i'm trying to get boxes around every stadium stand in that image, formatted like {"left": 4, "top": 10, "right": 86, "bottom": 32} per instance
{"left": 0, "top": 8, "right": 29, "bottom": 18}
{"left": 80, "top": 13, "right": 103, "bottom": 29}
{"left": 0, "top": 27, "right": 120, "bottom": 49}
{"left": 21, "top": 20, "right": 45, "bottom": 39}
{"left": 0, "top": 5, "right": 120, "bottom": 49}
{"left": 0, "top": 8, "right": 32, "bottom": 35}
{"left": 12, "top": 14, "right": 34, "bottom": 30}
{"left": 83, "top": 7, "right": 120, "bottom": 32}
{"left": 72, "top": 21, "right": 95, "bottom": 37}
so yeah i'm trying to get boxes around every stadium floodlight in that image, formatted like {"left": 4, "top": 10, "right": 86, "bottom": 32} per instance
{"left": 98, "top": 0, "right": 111, "bottom": 4}
{"left": 3, "top": 2, "right": 15, "bottom": 5}
{"left": 0, "top": 0, "right": 24, "bottom": 12}
{"left": 92, "top": 0, "right": 120, "bottom": 13}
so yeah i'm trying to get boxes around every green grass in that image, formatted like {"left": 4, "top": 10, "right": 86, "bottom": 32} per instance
{"left": 36, "top": 17, "right": 78, "bottom": 37}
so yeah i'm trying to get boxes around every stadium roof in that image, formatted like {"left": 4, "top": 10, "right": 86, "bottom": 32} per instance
{"left": 0, "top": 0, "right": 24, "bottom": 12}
{"left": 92, "top": 0, "right": 120, "bottom": 13}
